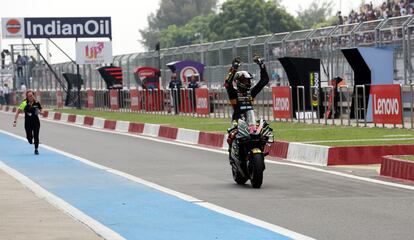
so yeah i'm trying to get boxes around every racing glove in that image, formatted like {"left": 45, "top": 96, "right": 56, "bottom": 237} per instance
{"left": 253, "top": 54, "right": 265, "bottom": 69}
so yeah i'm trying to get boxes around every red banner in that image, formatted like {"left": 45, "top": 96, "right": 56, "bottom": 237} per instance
{"left": 110, "top": 89, "right": 119, "bottom": 110}
{"left": 371, "top": 84, "right": 403, "bottom": 124}
{"left": 195, "top": 88, "right": 209, "bottom": 115}
{"left": 130, "top": 89, "right": 141, "bottom": 111}
{"left": 272, "top": 86, "right": 292, "bottom": 119}
{"left": 56, "top": 90, "right": 63, "bottom": 108}
{"left": 87, "top": 90, "right": 94, "bottom": 109}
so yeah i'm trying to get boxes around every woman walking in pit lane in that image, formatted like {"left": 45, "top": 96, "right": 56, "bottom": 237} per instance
{"left": 13, "top": 90, "right": 42, "bottom": 155}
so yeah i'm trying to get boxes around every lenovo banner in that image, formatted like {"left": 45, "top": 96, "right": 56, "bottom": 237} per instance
{"left": 272, "top": 86, "right": 292, "bottom": 119}
{"left": 76, "top": 41, "right": 112, "bottom": 65}
{"left": 370, "top": 84, "right": 403, "bottom": 124}
{"left": 195, "top": 88, "right": 209, "bottom": 115}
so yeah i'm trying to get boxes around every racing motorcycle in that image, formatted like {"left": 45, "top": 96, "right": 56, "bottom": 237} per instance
{"left": 228, "top": 110, "right": 274, "bottom": 188}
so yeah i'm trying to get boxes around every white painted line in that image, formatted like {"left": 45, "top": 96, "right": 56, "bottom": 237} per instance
{"left": 383, "top": 134, "right": 413, "bottom": 138}
{"left": 198, "top": 202, "right": 314, "bottom": 240}
{"left": 2, "top": 110, "right": 414, "bottom": 191}
{"left": 0, "top": 129, "right": 314, "bottom": 240}
{"left": 0, "top": 161, "right": 125, "bottom": 240}
{"left": 265, "top": 159, "right": 414, "bottom": 191}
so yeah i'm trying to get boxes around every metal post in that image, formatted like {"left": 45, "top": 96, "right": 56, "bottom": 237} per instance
{"left": 75, "top": 38, "right": 82, "bottom": 109}
{"left": 355, "top": 86, "right": 359, "bottom": 127}
{"left": 411, "top": 84, "right": 414, "bottom": 129}
{"left": 189, "top": 88, "right": 195, "bottom": 117}
{"left": 362, "top": 85, "right": 367, "bottom": 127}
{"left": 339, "top": 85, "right": 349, "bottom": 126}
{"left": 296, "top": 86, "right": 305, "bottom": 123}
{"left": 323, "top": 87, "right": 329, "bottom": 125}
{"left": 143, "top": 89, "right": 147, "bottom": 113}
{"left": 289, "top": 86, "right": 294, "bottom": 122}
{"left": 296, "top": 86, "right": 301, "bottom": 123}
{"left": 331, "top": 86, "right": 335, "bottom": 125}
{"left": 400, "top": 84, "right": 405, "bottom": 129}
{"left": 310, "top": 86, "right": 316, "bottom": 124}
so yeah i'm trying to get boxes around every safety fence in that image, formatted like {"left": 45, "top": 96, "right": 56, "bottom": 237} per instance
{"left": 8, "top": 83, "right": 409, "bottom": 129}
{"left": 30, "top": 15, "right": 414, "bottom": 91}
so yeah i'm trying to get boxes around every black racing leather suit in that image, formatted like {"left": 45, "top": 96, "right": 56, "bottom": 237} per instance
{"left": 224, "top": 65, "right": 269, "bottom": 121}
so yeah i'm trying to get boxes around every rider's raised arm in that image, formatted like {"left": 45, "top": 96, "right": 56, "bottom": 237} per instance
{"left": 251, "top": 55, "right": 269, "bottom": 98}
{"left": 224, "top": 58, "right": 241, "bottom": 102}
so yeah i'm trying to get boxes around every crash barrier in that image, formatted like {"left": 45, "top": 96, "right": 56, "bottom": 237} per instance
{"left": 27, "top": 82, "right": 414, "bottom": 129}
{"left": 380, "top": 156, "right": 414, "bottom": 182}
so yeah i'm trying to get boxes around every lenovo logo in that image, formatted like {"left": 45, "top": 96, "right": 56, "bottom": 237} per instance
{"left": 373, "top": 94, "right": 399, "bottom": 115}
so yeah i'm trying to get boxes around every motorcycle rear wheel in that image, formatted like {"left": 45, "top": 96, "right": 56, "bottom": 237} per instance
{"left": 249, "top": 153, "right": 264, "bottom": 188}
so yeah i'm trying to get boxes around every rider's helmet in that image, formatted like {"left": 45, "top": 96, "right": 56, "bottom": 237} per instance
{"left": 234, "top": 71, "right": 253, "bottom": 92}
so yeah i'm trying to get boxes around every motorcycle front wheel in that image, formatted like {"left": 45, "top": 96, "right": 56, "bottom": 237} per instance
{"left": 249, "top": 153, "right": 264, "bottom": 188}
{"left": 232, "top": 165, "right": 249, "bottom": 185}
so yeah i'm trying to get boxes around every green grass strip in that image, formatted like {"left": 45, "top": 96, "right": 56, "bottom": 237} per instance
{"left": 54, "top": 109, "right": 414, "bottom": 147}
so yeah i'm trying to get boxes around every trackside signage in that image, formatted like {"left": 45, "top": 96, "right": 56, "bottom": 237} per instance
{"left": 370, "top": 84, "right": 403, "bottom": 124}
{"left": 76, "top": 41, "right": 113, "bottom": 65}
{"left": 272, "top": 86, "right": 292, "bottom": 119}
{"left": 1, "top": 18, "right": 24, "bottom": 38}
{"left": 2, "top": 17, "right": 111, "bottom": 39}
{"left": 195, "top": 88, "right": 209, "bottom": 115}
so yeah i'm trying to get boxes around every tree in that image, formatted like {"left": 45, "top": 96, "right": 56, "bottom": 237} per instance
{"left": 296, "top": 0, "right": 334, "bottom": 29}
{"left": 208, "top": 0, "right": 302, "bottom": 41}
{"left": 159, "top": 14, "right": 215, "bottom": 48}
{"left": 147, "top": 0, "right": 302, "bottom": 48}
{"left": 140, "top": 0, "right": 218, "bottom": 50}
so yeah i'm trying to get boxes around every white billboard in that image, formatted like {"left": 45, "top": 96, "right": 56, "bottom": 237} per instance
{"left": 1, "top": 18, "right": 24, "bottom": 39}
{"left": 76, "top": 41, "right": 113, "bottom": 65}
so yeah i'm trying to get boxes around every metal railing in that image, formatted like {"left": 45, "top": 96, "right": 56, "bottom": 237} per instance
{"left": 7, "top": 84, "right": 409, "bottom": 130}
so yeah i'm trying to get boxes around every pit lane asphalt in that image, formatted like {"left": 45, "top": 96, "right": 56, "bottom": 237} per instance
{"left": 1, "top": 112, "right": 413, "bottom": 240}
